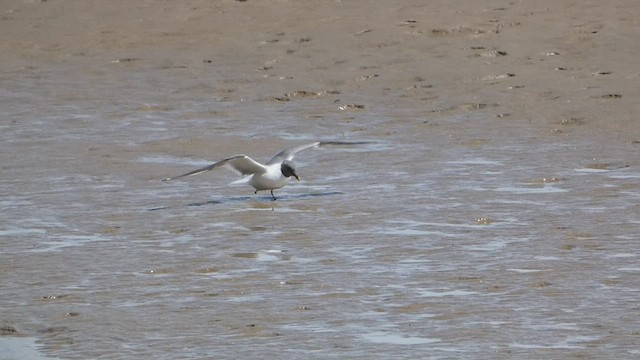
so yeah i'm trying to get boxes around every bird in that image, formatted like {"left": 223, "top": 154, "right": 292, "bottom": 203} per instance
{"left": 162, "top": 141, "right": 368, "bottom": 200}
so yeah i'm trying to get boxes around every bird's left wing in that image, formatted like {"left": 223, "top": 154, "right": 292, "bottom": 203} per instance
{"left": 265, "top": 141, "right": 371, "bottom": 165}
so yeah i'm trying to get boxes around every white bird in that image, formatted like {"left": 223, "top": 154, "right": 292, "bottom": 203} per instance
{"left": 163, "top": 141, "right": 367, "bottom": 200}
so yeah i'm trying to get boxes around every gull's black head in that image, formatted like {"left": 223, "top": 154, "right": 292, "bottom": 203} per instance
{"left": 281, "top": 160, "right": 300, "bottom": 180}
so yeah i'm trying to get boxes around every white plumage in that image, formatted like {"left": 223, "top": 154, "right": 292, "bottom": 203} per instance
{"left": 163, "top": 141, "right": 367, "bottom": 200}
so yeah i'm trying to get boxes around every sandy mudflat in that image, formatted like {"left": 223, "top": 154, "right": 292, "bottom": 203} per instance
{"left": 3, "top": 2, "right": 640, "bottom": 359}
{"left": 2, "top": 0, "right": 639, "bottom": 138}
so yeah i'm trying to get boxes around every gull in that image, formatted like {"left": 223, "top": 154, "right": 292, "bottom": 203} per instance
{"left": 163, "top": 141, "right": 367, "bottom": 200}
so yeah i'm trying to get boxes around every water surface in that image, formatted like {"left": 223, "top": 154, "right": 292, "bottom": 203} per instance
{"left": 1, "top": 58, "right": 639, "bottom": 359}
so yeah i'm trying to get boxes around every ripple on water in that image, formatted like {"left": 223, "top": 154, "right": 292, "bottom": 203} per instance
{"left": 511, "top": 335, "right": 601, "bottom": 350}
{"left": 618, "top": 267, "right": 640, "bottom": 272}
{"left": 361, "top": 331, "right": 440, "bottom": 345}
{"left": 507, "top": 268, "right": 544, "bottom": 274}
{"left": 377, "top": 219, "right": 518, "bottom": 244}
{"left": 464, "top": 239, "right": 512, "bottom": 252}
{"left": 447, "top": 158, "right": 503, "bottom": 166}
{"left": 232, "top": 249, "right": 290, "bottom": 262}
{"left": 0, "top": 228, "right": 47, "bottom": 237}
{"left": 419, "top": 289, "right": 477, "bottom": 297}
{"left": 494, "top": 185, "right": 568, "bottom": 194}
{"left": 0, "top": 337, "right": 61, "bottom": 360}
{"left": 29, "top": 234, "right": 109, "bottom": 253}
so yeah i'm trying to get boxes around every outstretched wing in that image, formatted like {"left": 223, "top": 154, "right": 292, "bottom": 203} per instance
{"left": 163, "top": 155, "right": 267, "bottom": 181}
{"left": 265, "top": 141, "right": 371, "bottom": 165}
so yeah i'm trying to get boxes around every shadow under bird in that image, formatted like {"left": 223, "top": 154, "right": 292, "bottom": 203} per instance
{"left": 163, "top": 141, "right": 368, "bottom": 200}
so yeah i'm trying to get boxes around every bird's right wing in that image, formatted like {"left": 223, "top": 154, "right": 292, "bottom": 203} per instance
{"left": 162, "top": 155, "right": 267, "bottom": 181}
{"left": 266, "top": 142, "right": 321, "bottom": 165}
{"left": 265, "top": 141, "right": 371, "bottom": 165}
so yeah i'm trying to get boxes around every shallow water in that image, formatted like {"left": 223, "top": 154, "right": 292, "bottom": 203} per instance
{"left": 2, "top": 59, "right": 640, "bottom": 359}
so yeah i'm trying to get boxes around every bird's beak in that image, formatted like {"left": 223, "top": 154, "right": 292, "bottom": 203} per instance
{"left": 294, "top": 174, "right": 300, "bottom": 181}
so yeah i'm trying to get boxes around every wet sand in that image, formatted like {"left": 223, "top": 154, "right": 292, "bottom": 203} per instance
{"left": 3, "top": 0, "right": 640, "bottom": 137}
{"left": 2, "top": 1, "right": 640, "bottom": 359}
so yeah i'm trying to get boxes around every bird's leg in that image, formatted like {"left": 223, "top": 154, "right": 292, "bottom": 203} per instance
{"left": 270, "top": 190, "right": 277, "bottom": 201}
